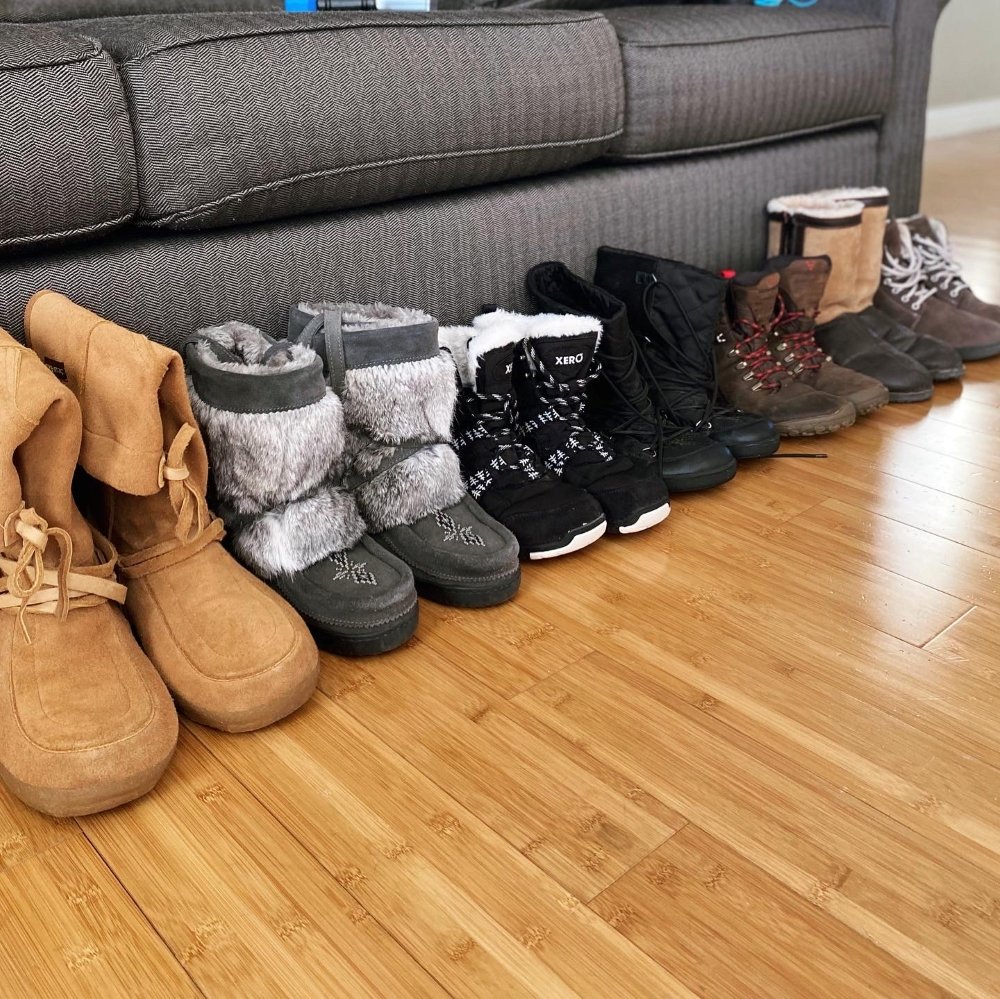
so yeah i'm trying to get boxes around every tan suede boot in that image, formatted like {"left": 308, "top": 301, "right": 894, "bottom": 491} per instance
{"left": 767, "top": 194, "right": 933, "bottom": 403}
{"left": 0, "top": 328, "right": 177, "bottom": 817}
{"left": 812, "top": 188, "right": 965, "bottom": 380}
{"left": 24, "top": 292, "right": 319, "bottom": 733}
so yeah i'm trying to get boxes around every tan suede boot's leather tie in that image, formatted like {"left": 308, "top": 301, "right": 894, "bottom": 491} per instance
{"left": 118, "top": 424, "right": 226, "bottom": 581}
{"left": 0, "top": 504, "right": 126, "bottom": 642}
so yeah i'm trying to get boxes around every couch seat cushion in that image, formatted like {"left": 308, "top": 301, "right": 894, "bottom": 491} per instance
{"left": 0, "top": 25, "right": 137, "bottom": 252}
{"left": 84, "top": 10, "right": 623, "bottom": 231}
{"left": 605, "top": 5, "right": 892, "bottom": 159}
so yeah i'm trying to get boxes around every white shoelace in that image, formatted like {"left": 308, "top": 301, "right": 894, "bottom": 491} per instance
{"left": 911, "top": 232, "right": 970, "bottom": 299}
{"left": 882, "top": 246, "right": 938, "bottom": 312}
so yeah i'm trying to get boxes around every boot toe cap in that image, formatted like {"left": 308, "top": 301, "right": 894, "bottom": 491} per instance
{"left": 709, "top": 414, "right": 780, "bottom": 459}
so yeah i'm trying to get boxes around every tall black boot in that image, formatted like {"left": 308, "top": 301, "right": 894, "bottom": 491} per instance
{"left": 592, "top": 248, "right": 781, "bottom": 461}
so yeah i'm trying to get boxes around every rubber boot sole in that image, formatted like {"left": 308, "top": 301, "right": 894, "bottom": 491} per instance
{"left": 955, "top": 342, "right": 1000, "bottom": 362}
{"left": 607, "top": 499, "right": 672, "bottom": 536}
{"left": 307, "top": 600, "right": 419, "bottom": 657}
{"left": 527, "top": 518, "right": 607, "bottom": 560}
{"left": 776, "top": 408, "right": 857, "bottom": 437}
{"left": 416, "top": 567, "right": 521, "bottom": 608}
{"left": 723, "top": 435, "right": 782, "bottom": 460}
{"left": 888, "top": 385, "right": 935, "bottom": 403}
{"left": 662, "top": 457, "right": 738, "bottom": 493}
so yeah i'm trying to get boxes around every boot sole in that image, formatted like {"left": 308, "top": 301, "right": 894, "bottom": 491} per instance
{"left": 611, "top": 500, "right": 672, "bottom": 535}
{"left": 0, "top": 751, "right": 175, "bottom": 818}
{"left": 931, "top": 364, "right": 966, "bottom": 381}
{"left": 888, "top": 386, "right": 935, "bottom": 403}
{"left": 955, "top": 342, "right": 1000, "bottom": 362}
{"left": 725, "top": 437, "right": 782, "bottom": 460}
{"left": 416, "top": 568, "right": 521, "bottom": 608}
{"left": 776, "top": 412, "right": 857, "bottom": 437}
{"left": 306, "top": 600, "right": 418, "bottom": 657}
{"left": 527, "top": 519, "right": 607, "bottom": 560}
{"left": 852, "top": 387, "right": 891, "bottom": 418}
{"left": 662, "top": 457, "right": 738, "bottom": 493}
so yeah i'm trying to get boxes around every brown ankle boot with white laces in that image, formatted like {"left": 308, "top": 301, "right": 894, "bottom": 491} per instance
{"left": 25, "top": 292, "right": 319, "bottom": 733}
{"left": 0, "top": 327, "right": 177, "bottom": 816}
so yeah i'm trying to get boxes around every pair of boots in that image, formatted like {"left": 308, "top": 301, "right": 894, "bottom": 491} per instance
{"left": 186, "top": 303, "right": 521, "bottom": 656}
{"left": 716, "top": 260, "right": 887, "bottom": 436}
{"left": 524, "top": 252, "right": 781, "bottom": 495}
{"left": 439, "top": 310, "right": 672, "bottom": 560}
{"left": 767, "top": 187, "right": 964, "bottom": 400}
{"left": 878, "top": 214, "right": 1000, "bottom": 361}
{"left": 2, "top": 293, "right": 320, "bottom": 818}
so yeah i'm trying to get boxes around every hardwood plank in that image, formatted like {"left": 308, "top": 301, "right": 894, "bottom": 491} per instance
{"left": 925, "top": 605, "right": 1000, "bottom": 670}
{"left": 81, "top": 728, "right": 446, "bottom": 999}
{"left": 320, "top": 641, "right": 685, "bottom": 900}
{"left": 0, "top": 835, "right": 198, "bottom": 998}
{"left": 784, "top": 498, "right": 1000, "bottom": 612}
{"left": 592, "top": 825, "right": 947, "bottom": 999}
{"left": 515, "top": 658, "right": 1000, "bottom": 998}
{"left": 0, "top": 786, "right": 74, "bottom": 873}
{"left": 194, "top": 693, "right": 697, "bottom": 999}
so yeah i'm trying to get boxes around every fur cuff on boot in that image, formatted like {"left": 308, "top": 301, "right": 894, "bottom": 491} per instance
{"left": 296, "top": 302, "right": 467, "bottom": 533}
{"left": 187, "top": 321, "right": 366, "bottom": 576}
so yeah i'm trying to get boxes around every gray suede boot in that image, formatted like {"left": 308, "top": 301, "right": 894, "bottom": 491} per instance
{"left": 288, "top": 303, "right": 521, "bottom": 607}
{"left": 185, "top": 323, "right": 418, "bottom": 656}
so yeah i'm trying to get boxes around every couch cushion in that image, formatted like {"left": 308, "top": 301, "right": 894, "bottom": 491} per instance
{"left": 605, "top": 5, "right": 893, "bottom": 159}
{"left": 83, "top": 11, "right": 623, "bottom": 232}
{"left": 0, "top": 25, "right": 137, "bottom": 252}
{"left": 1, "top": 0, "right": 280, "bottom": 20}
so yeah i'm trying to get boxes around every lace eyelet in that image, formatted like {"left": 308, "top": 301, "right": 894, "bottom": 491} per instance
{"left": 736, "top": 361, "right": 747, "bottom": 370}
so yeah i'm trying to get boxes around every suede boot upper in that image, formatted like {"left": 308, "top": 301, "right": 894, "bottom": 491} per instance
{"left": 24, "top": 292, "right": 319, "bottom": 732}
{"left": 0, "top": 326, "right": 177, "bottom": 817}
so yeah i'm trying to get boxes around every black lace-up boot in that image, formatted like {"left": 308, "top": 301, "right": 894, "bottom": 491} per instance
{"left": 501, "top": 311, "right": 672, "bottom": 534}
{"left": 439, "top": 322, "right": 607, "bottom": 560}
{"left": 526, "top": 260, "right": 738, "bottom": 493}
{"left": 593, "top": 247, "right": 780, "bottom": 462}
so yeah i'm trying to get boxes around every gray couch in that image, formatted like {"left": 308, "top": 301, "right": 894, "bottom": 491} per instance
{"left": 0, "top": 0, "right": 947, "bottom": 347}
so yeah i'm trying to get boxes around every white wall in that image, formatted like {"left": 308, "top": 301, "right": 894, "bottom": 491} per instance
{"left": 927, "top": 0, "right": 1000, "bottom": 137}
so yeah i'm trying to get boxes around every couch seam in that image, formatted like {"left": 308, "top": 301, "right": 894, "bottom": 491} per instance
{"left": 618, "top": 22, "right": 890, "bottom": 50}
{"left": 139, "top": 129, "right": 623, "bottom": 228}
{"left": 608, "top": 115, "right": 882, "bottom": 162}
{"left": 0, "top": 211, "right": 134, "bottom": 250}
{"left": 0, "top": 41, "right": 102, "bottom": 73}
{"left": 115, "top": 13, "right": 612, "bottom": 64}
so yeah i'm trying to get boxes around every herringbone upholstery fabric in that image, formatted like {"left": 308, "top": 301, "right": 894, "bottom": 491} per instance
{"left": 0, "top": 25, "right": 137, "bottom": 250}
{"left": 0, "top": 0, "right": 282, "bottom": 19}
{"left": 82, "top": 11, "right": 622, "bottom": 231}
{"left": 0, "top": 127, "right": 876, "bottom": 346}
{"left": 604, "top": 5, "right": 892, "bottom": 159}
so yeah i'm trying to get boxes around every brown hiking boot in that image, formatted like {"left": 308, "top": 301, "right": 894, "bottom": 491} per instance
{"left": 767, "top": 256, "right": 890, "bottom": 417}
{"left": 719, "top": 271, "right": 855, "bottom": 438}
{"left": 877, "top": 220, "right": 1000, "bottom": 362}
{"left": 24, "top": 292, "right": 319, "bottom": 733}
{"left": 0, "top": 327, "right": 177, "bottom": 816}
{"left": 905, "top": 213, "right": 1000, "bottom": 330}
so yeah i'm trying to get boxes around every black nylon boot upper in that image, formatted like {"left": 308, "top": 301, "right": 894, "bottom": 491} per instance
{"left": 593, "top": 247, "right": 780, "bottom": 462}
{"left": 525, "top": 260, "right": 738, "bottom": 493}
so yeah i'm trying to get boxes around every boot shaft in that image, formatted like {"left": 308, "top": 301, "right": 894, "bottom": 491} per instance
{"left": 767, "top": 195, "right": 865, "bottom": 325}
{"left": 766, "top": 256, "right": 833, "bottom": 377}
{"left": 717, "top": 270, "right": 787, "bottom": 401}
{"left": 0, "top": 328, "right": 95, "bottom": 566}
{"left": 594, "top": 246, "right": 725, "bottom": 425}
{"left": 24, "top": 292, "right": 210, "bottom": 556}
{"left": 524, "top": 261, "right": 660, "bottom": 455}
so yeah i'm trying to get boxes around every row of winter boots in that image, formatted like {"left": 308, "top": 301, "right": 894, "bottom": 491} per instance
{"left": 1, "top": 293, "right": 322, "bottom": 818}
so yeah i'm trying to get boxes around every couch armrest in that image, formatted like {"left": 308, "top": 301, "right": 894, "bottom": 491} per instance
{"left": 877, "top": 0, "right": 949, "bottom": 213}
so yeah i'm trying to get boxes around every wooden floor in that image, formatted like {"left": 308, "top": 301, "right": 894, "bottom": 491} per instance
{"left": 5, "top": 133, "right": 1000, "bottom": 999}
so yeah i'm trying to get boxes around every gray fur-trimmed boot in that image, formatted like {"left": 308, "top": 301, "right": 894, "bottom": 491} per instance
{"left": 185, "top": 323, "right": 418, "bottom": 657}
{"left": 288, "top": 303, "right": 521, "bottom": 608}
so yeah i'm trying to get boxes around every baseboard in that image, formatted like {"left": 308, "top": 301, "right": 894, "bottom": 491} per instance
{"left": 926, "top": 96, "right": 1000, "bottom": 140}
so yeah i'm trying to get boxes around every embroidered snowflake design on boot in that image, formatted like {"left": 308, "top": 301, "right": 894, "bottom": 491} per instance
{"left": 288, "top": 302, "right": 520, "bottom": 605}
{"left": 186, "top": 321, "right": 418, "bottom": 657}
{"left": 475, "top": 310, "right": 672, "bottom": 535}
{"left": 440, "top": 319, "right": 607, "bottom": 560}
{"left": 435, "top": 509, "right": 485, "bottom": 547}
